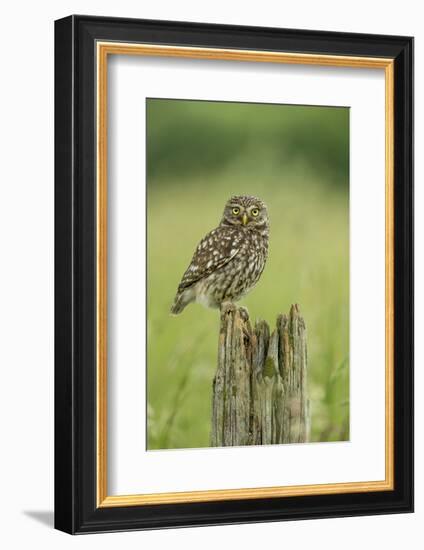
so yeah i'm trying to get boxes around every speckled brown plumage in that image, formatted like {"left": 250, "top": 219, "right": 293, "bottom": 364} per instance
{"left": 171, "top": 196, "right": 269, "bottom": 314}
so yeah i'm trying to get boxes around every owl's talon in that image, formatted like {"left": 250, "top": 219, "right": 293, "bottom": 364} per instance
{"left": 221, "top": 301, "right": 235, "bottom": 315}
{"left": 238, "top": 306, "right": 249, "bottom": 322}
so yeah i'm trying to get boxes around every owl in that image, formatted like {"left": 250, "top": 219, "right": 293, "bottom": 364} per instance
{"left": 170, "top": 195, "right": 269, "bottom": 314}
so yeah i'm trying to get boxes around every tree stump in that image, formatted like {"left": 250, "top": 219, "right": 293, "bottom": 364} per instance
{"left": 211, "top": 303, "right": 310, "bottom": 447}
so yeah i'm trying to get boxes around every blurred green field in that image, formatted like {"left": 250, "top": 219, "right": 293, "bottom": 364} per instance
{"left": 147, "top": 99, "right": 349, "bottom": 449}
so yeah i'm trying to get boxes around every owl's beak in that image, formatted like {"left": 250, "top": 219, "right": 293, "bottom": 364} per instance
{"left": 242, "top": 213, "right": 248, "bottom": 225}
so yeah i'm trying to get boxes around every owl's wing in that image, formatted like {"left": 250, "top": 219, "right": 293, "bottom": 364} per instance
{"left": 176, "top": 226, "right": 242, "bottom": 292}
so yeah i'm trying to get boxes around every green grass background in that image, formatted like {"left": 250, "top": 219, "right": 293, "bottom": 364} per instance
{"left": 147, "top": 99, "right": 349, "bottom": 449}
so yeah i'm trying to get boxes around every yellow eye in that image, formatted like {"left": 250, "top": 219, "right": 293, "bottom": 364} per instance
{"left": 232, "top": 207, "right": 240, "bottom": 215}
{"left": 251, "top": 208, "right": 259, "bottom": 217}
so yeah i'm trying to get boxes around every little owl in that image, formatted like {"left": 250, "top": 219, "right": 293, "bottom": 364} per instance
{"left": 171, "top": 195, "right": 269, "bottom": 314}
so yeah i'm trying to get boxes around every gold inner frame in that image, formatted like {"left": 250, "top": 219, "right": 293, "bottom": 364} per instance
{"left": 96, "top": 42, "right": 395, "bottom": 508}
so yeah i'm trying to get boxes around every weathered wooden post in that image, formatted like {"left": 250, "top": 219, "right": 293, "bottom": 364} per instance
{"left": 211, "top": 303, "right": 309, "bottom": 447}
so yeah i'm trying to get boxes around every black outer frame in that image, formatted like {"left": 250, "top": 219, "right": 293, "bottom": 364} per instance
{"left": 54, "top": 15, "right": 414, "bottom": 534}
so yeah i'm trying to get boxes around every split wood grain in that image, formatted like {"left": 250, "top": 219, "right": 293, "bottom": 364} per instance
{"left": 211, "top": 303, "right": 310, "bottom": 447}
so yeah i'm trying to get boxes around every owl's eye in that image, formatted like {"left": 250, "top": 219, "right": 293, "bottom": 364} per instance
{"left": 232, "top": 207, "right": 240, "bottom": 215}
{"left": 251, "top": 208, "right": 259, "bottom": 217}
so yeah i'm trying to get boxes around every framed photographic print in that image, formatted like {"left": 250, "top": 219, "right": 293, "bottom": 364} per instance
{"left": 54, "top": 15, "right": 414, "bottom": 534}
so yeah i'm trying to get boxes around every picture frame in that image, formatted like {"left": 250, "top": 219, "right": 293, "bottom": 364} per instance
{"left": 54, "top": 15, "right": 414, "bottom": 534}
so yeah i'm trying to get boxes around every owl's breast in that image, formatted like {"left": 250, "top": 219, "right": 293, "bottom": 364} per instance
{"left": 193, "top": 228, "right": 269, "bottom": 308}
{"left": 248, "top": 231, "right": 268, "bottom": 266}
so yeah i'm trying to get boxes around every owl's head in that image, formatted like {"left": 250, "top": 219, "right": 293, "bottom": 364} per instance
{"left": 221, "top": 195, "right": 269, "bottom": 230}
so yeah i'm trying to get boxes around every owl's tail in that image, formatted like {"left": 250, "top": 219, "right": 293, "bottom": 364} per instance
{"left": 170, "top": 289, "right": 192, "bottom": 315}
